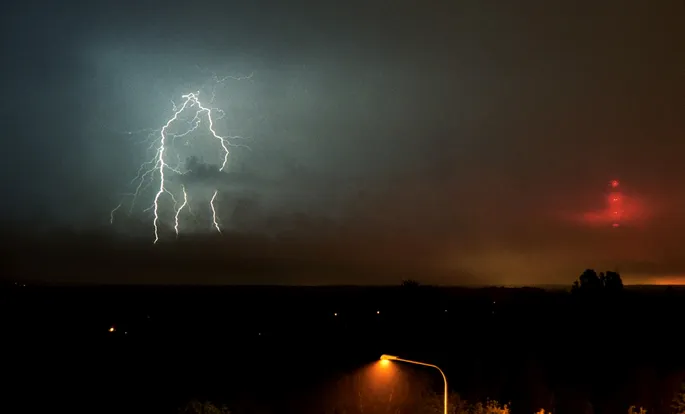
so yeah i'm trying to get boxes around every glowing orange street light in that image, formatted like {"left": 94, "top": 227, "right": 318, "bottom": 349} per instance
{"left": 380, "top": 354, "right": 448, "bottom": 414}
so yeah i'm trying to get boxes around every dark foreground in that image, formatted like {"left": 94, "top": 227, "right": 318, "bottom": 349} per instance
{"left": 3, "top": 283, "right": 685, "bottom": 414}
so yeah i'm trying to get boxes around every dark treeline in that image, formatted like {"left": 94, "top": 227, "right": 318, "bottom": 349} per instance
{"left": 3, "top": 271, "right": 685, "bottom": 414}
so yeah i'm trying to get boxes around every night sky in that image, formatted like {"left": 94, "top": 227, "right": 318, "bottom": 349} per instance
{"left": 2, "top": 0, "right": 684, "bottom": 285}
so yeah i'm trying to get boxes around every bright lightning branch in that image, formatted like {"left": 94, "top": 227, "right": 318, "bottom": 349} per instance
{"left": 111, "top": 74, "right": 252, "bottom": 243}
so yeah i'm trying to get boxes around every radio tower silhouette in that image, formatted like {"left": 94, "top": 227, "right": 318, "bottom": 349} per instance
{"left": 608, "top": 180, "right": 623, "bottom": 228}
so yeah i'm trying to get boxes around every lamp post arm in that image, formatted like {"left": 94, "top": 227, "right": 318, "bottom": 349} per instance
{"left": 395, "top": 358, "right": 448, "bottom": 414}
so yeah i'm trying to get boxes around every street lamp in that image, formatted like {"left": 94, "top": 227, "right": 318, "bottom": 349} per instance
{"left": 380, "top": 354, "right": 448, "bottom": 414}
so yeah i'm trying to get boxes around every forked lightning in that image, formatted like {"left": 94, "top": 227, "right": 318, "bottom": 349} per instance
{"left": 111, "top": 74, "right": 252, "bottom": 243}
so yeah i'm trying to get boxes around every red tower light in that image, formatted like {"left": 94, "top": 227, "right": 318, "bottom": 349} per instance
{"left": 608, "top": 180, "right": 623, "bottom": 228}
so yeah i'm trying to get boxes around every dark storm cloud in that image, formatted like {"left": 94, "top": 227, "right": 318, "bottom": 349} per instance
{"left": 2, "top": 0, "right": 684, "bottom": 284}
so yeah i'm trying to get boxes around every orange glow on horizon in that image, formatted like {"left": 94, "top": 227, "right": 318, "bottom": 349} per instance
{"left": 642, "top": 275, "right": 685, "bottom": 286}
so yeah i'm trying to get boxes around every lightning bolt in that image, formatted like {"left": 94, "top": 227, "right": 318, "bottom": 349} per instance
{"left": 174, "top": 185, "right": 188, "bottom": 236}
{"left": 210, "top": 190, "right": 221, "bottom": 233}
{"left": 111, "top": 73, "right": 253, "bottom": 243}
{"left": 110, "top": 202, "right": 122, "bottom": 224}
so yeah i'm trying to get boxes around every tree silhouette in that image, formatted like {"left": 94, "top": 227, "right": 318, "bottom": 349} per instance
{"left": 420, "top": 392, "right": 511, "bottom": 414}
{"left": 399, "top": 278, "right": 437, "bottom": 317}
{"left": 572, "top": 269, "right": 602, "bottom": 293}
{"left": 402, "top": 279, "right": 421, "bottom": 288}
{"left": 603, "top": 270, "right": 624, "bottom": 292}
{"left": 180, "top": 400, "right": 231, "bottom": 414}
{"left": 571, "top": 269, "right": 624, "bottom": 295}
{"left": 673, "top": 382, "right": 685, "bottom": 414}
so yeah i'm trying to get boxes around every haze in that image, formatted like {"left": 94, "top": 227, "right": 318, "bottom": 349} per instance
{"left": 2, "top": 0, "right": 684, "bottom": 285}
